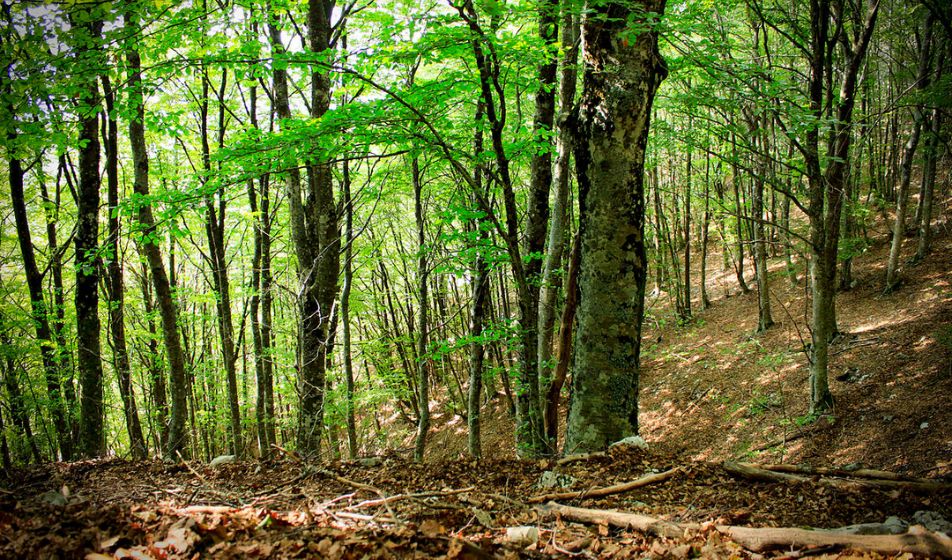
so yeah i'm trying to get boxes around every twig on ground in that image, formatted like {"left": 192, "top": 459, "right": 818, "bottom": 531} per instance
{"left": 528, "top": 468, "right": 680, "bottom": 504}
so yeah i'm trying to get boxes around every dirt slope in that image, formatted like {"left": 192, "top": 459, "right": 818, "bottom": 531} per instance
{"left": 425, "top": 197, "right": 952, "bottom": 478}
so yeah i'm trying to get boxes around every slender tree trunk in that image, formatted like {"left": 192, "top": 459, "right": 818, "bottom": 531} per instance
{"left": 916, "top": 109, "right": 941, "bottom": 261}
{"left": 545, "top": 233, "right": 580, "bottom": 449}
{"left": 753, "top": 175, "right": 774, "bottom": 332}
{"left": 42, "top": 163, "right": 76, "bottom": 442}
{"left": 1, "top": 328, "right": 43, "bottom": 463}
{"left": 730, "top": 148, "right": 751, "bottom": 293}
{"left": 126, "top": 13, "right": 190, "bottom": 458}
{"left": 681, "top": 133, "right": 692, "bottom": 321}
{"left": 564, "top": 0, "right": 667, "bottom": 454}
{"left": 412, "top": 156, "right": 430, "bottom": 462}
{"left": 538, "top": 7, "right": 579, "bottom": 404}
{"left": 886, "top": 18, "right": 934, "bottom": 289}
{"left": 102, "top": 74, "right": 147, "bottom": 459}
{"left": 341, "top": 158, "right": 358, "bottom": 459}
{"left": 199, "top": 66, "right": 242, "bottom": 456}
{"left": 700, "top": 156, "right": 712, "bottom": 310}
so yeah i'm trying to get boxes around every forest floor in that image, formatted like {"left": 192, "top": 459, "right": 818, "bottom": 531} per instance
{"left": 3, "top": 200, "right": 952, "bottom": 559}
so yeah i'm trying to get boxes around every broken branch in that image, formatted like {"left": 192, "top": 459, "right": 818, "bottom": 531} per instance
{"left": 528, "top": 468, "right": 680, "bottom": 504}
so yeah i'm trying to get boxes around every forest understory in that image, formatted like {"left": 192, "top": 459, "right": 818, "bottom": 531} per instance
{"left": 3, "top": 198, "right": 950, "bottom": 560}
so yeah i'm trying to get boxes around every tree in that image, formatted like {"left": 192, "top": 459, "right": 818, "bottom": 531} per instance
{"left": 564, "top": 0, "right": 668, "bottom": 454}
{"left": 125, "top": 7, "right": 191, "bottom": 458}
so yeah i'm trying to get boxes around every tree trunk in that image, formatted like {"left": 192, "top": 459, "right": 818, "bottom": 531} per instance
{"left": 564, "top": 0, "right": 667, "bottom": 454}
{"left": 538, "top": 6, "right": 579, "bottom": 406}
{"left": 915, "top": 108, "right": 941, "bottom": 261}
{"left": 699, "top": 155, "right": 712, "bottom": 310}
{"left": 7, "top": 151, "right": 73, "bottom": 461}
{"left": 681, "top": 137, "right": 692, "bottom": 321}
{"left": 753, "top": 174, "right": 774, "bottom": 332}
{"left": 126, "top": 13, "right": 190, "bottom": 458}
{"left": 102, "top": 74, "right": 147, "bottom": 459}
{"left": 468, "top": 102, "right": 489, "bottom": 459}
{"left": 199, "top": 66, "right": 242, "bottom": 456}
{"left": 804, "top": 0, "right": 879, "bottom": 414}
{"left": 545, "top": 233, "right": 580, "bottom": 449}
{"left": 340, "top": 157, "right": 358, "bottom": 460}
{"left": 412, "top": 156, "right": 430, "bottom": 462}
{"left": 73, "top": 13, "right": 105, "bottom": 458}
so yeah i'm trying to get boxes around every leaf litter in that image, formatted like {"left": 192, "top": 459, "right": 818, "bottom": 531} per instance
{"left": 1, "top": 445, "right": 949, "bottom": 559}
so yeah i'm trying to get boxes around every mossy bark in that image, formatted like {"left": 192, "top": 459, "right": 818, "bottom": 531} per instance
{"left": 564, "top": 0, "right": 667, "bottom": 455}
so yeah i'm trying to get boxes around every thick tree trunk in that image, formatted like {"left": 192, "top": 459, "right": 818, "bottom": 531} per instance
{"left": 564, "top": 0, "right": 667, "bottom": 454}
{"left": 277, "top": 0, "right": 341, "bottom": 458}
{"left": 74, "top": 14, "right": 105, "bottom": 458}
{"left": 126, "top": 13, "right": 190, "bottom": 458}
{"left": 467, "top": 103, "right": 489, "bottom": 459}
{"left": 102, "top": 74, "right": 147, "bottom": 459}
{"left": 804, "top": 0, "right": 878, "bottom": 414}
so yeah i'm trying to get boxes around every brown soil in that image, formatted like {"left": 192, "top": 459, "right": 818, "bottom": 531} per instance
{"left": 2, "top": 446, "right": 950, "bottom": 558}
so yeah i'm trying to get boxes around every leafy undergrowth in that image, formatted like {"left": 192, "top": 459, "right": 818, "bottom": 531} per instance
{"left": 3, "top": 445, "right": 950, "bottom": 559}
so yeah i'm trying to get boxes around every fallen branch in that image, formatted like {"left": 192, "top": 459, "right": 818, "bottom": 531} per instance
{"left": 537, "top": 501, "right": 691, "bottom": 538}
{"left": 318, "top": 469, "right": 398, "bottom": 519}
{"left": 751, "top": 430, "right": 808, "bottom": 452}
{"left": 746, "top": 463, "right": 952, "bottom": 490}
{"left": 538, "top": 502, "right": 952, "bottom": 557}
{"left": 347, "top": 486, "right": 475, "bottom": 510}
{"left": 718, "top": 524, "right": 952, "bottom": 556}
{"left": 724, "top": 462, "right": 952, "bottom": 492}
{"left": 528, "top": 468, "right": 679, "bottom": 504}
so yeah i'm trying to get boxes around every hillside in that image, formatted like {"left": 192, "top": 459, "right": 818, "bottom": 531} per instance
{"left": 3, "top": 205, "right": 951, "bottom": 559}
{"left": 424, "top": 197, "right": 952, "bottom": 479}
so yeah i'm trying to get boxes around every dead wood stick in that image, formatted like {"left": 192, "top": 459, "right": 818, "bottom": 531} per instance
{"left": 725, "top": 462, "right": 952, "bottom": 492}
{"left": 540, "top": 502, "right": 952, "bottom": 557}
{"left": 318, "top": 468, "right": 385, "bottom": 495}
{"left": 318, "top": 469, "right": 398, "bottom": 519}
{"left": 347, "top": 486, "right": 475, "bottom": 510}
{"left": 717, "top": 524, "right": 952, "bottom": 556}
{"left": 746, "top": 463, "right": 949, "bottom": 485}
{"left": 537, "top": 501, "right": 691, "bottom": 538}
{"left": 528, "top": 468, "right": 679, "bottom": 504}
{"left": 556, "top": 452, "right": 608, "bottom": 466}
{"left": 751, "top": 431, "right": 808, "bottom": 452}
